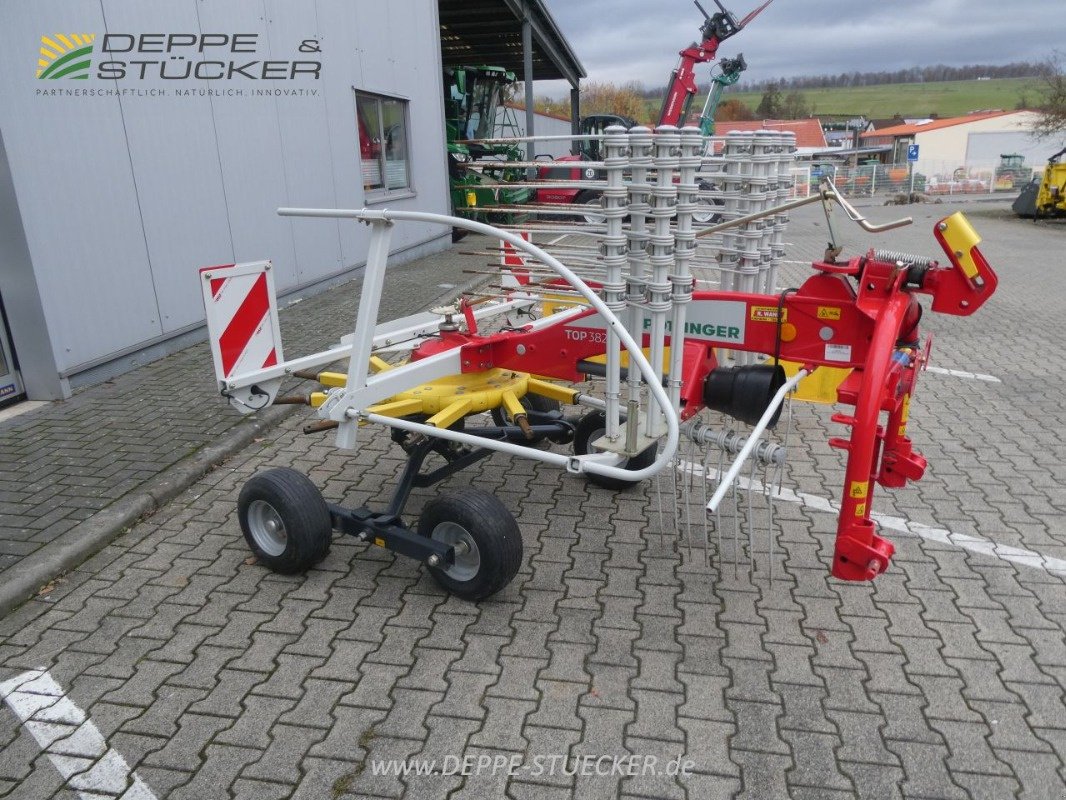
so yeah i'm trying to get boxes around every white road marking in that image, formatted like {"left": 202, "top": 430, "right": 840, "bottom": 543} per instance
{"left": 0, "top": 669, "right": 158, "bottom": 799}
{"left": 924, "top": 366, "right": 1002, "bottom": 382}
{"left": 679, "top": 462, "right": 1066, "bottom": 576}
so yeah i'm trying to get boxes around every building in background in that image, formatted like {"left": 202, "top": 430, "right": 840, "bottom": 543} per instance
{"left": 0, "top": 0, "right": 583, "bottom": 403}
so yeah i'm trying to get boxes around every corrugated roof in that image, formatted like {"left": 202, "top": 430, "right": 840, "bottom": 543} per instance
{"left": 438, "top": 0, "right": 585, "bottom": 87}
{"left": 714, "top": 119, "right": 827, "bottom": 149}
{"left": 859, "top": 111, "right": 1013, "bottom": 138}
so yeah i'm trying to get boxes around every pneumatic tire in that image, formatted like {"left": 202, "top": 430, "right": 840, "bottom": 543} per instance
{"left": 417, "top": 488, "right": 522, "bottom": 601}
{"left": 237, "top": 468, "right": 332, "bottom": 574}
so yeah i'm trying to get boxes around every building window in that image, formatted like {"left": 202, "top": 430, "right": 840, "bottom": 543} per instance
{"left": 355, "top": 90, "right": 411, "bottom": 198}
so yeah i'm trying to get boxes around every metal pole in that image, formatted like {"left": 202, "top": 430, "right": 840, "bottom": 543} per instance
{"left": 522, "top": 4, "right": 535, "bottom": 165}
{"left": 570, "top": 86, "right": 580, "bottom": 154}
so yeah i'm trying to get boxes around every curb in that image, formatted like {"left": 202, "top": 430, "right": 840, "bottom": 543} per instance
{"left": 0, "top": 404, "right": 298, "bottom": 618}
{"left": 0, "top": 271, "right": 493, "bottom": 619}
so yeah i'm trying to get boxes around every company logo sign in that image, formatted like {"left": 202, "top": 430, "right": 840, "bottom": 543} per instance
{"left": 37, "top": 34, "right": 96, "bottom": 80}
{"left": 35, "top": 33, "right": 320, "bottom": 81}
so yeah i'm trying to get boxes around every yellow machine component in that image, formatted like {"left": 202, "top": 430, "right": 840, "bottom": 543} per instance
{"left": 305, "top": 365, "right": 577, "bottom": 424}
{"left": 365, "top": 398, "right": 424, "bottom": 418}
{"left": 317, "top": 371, "right": 348, "bottom": 388}
{"left": 499, "top": 389, "right": 527, "bottom": 420}
{"left": 775, "top": 359, "right": 851, "bottom": 404}
{"left": 541, "top": 291, "right": 587, "bottom": 316}
{"left": 1037, "top": 161, "right": 1066, "bottom": 213}
{"left": 395, "top": 369, "right": 529, "bottom": 414}
{"left": 938, "top": 212, "right": 982, "bottom": 280}
{"left": 525, "top": 377, "right": 578, "bottom": 404}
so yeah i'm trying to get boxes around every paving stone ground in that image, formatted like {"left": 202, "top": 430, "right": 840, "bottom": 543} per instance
{"left": 1, "top": 201, "right": 1064, "bottom": 799}
{"left": 0, "top": 232, "right": 477, "bottom": 576}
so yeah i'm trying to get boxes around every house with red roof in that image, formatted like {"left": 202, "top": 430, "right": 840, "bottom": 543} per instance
{"left": 711, "top": 118, "right": 827, "bottom": 153}
{"left": 859, "top": 110, "right": 1045, "bottom": 166}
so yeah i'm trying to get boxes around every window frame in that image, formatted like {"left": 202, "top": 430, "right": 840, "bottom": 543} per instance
{"left": 354, "top": 88, "right": 415, "bottom": 203}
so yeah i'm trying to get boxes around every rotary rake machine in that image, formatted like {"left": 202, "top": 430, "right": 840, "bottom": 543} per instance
{"left": 200, "top": 124, "right": 997, "bottom": 601}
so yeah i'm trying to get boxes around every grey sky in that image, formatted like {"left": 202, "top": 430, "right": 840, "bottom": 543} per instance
{"left": 538, "top": 0, "right": 1059, "bottom": 95}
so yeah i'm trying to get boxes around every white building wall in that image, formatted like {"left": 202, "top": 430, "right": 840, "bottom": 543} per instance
{"left": 913, "top": 112, "right": 1041, "bottom": 165}
{"left": 0, "top": 0, "right": 450, "bottom": 398}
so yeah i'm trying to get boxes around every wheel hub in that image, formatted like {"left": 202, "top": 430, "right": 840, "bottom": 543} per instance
{"left": 247, "top": 500, "right": 288, "bottom": 557}
{"left": 430, "top": 521, "right": 481, "bottom": 582}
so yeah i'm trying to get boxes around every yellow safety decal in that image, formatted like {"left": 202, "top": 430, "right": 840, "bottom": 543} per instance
{"left": 898, "top": 393, "right": 911, "bottom": 437}
{"left": 849, "top": 481, "right": 869, "bottom": 499}
{"left": 854, "top": 503, "right": 866, "bottom": 517}
{"left": 751, "top": 306, "right": 785, "bottom": 322}
{"left": 817, "top": 306, "right": 842, "bottom": 321}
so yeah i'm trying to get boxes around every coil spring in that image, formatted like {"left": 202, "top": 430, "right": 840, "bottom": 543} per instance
{"left": 872, "top": 248, "right": 937, "bottom": 268}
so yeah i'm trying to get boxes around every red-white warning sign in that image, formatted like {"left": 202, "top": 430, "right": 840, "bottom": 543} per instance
{"left": 500, "top": 231, "right": 531, "bottom": 289}
{"left": 200, "top": 260, "right": 284, "bottom": 384}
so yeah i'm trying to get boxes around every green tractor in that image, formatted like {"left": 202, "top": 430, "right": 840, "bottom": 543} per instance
{"left": 444, "top": 66, "right": 532, "bottom": 239}
{"left": 994, "top": 153, "right": 1034, "bottom": 192}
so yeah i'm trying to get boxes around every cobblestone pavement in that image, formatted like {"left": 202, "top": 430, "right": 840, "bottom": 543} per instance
{"left": 1, "top": 203, "right": 1065, "bottom": 798}
{"left": 0, "top": 232, "right": 473, "bottom": 578}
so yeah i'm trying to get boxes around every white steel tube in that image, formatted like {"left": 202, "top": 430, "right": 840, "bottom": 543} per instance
{"left": 278, "top": 206, "right": 681, "bottom": 481}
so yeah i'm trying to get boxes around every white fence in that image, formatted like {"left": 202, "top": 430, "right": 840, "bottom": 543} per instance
{"left": 796, "top": 160, "right": 1040, "bottom": 198}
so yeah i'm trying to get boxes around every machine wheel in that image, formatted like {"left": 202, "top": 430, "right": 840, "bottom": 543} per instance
{"left": 574, "top": 190, "right": 605, "bottom": 224}
{"left": 573, "top": 410, "right": 657, "bottom": 490}
{"left": 418, "top": 488, "right": 522, "bottom": 601}
{"left": 237, "top": 468, "right": 332, "bottom": 574}
{"left": 490, "top": 394, "right": 561, "bottom": 445}
{"left": 693, "top": 180, "right": 724, "bottom": 224}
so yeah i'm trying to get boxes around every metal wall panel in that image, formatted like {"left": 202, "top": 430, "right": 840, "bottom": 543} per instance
{"left": 0, "top": 0, "right": 450, "bottom": 391}
{"left": 0, "top": 1, "right": 163, "bottom": 372}
{"left": 101, "top": 0, "right": 235, "bottom": 335}
{"left": 196, "top": 0, "right": 299, "bottom": 291}
{"left": 263, "top": 0, "right": 344, "bottom": 283}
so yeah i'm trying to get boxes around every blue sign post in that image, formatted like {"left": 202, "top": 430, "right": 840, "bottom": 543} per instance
{"left": 907, "top": 144, "right": 919, "bottom": 193}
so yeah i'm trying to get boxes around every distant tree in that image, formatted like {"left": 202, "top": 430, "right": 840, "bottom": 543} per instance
{"left": 755, "top": 82, "right": 782, "bottom": 117}
{"left": 716, "top": 98, "right": 756, "bottom": 122}
{"left": 779, "top": 90, "right": 812, "bottom": 119}
{"left": 1034, "top": 53, "right": 1066, "bottom": 138}
{"left": 530, "top": 95, "right": 571, "bottom": 118}
{"left": 580, "top": 81, "right": 646, "bottom": 122}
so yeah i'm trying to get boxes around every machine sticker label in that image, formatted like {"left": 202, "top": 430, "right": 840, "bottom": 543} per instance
{"left": 849, "top": 481, "right": 868, "bottom": 499}
{"left": 0, "top": 384, "right": 15, "bottom": 399}
{"left": 570, "top": 300, "right": 746, "bottom": 344}
{"left": 750, "top": 306, "right": 785, "bottom": 323}
{"left": 898, "top": 394, "right": 911, "bottom": 436}
{"left": 824, "top": 343, "right": 852, "bottom": 362}
{"left": 854, "top": 502, "right": 866, "bottom": 517}
{"left": 817, "top": 306, "right": 842, "bottom": 320}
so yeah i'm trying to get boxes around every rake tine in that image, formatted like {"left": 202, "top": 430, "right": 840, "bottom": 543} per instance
{"left": 748, "top": 457, "right": 759, "bottom": 578}
{"left": 701, "top": 446, "right": 712, "bottom": 568}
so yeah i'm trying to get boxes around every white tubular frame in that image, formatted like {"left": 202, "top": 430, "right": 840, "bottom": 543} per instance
{"left": 275, "top": 206, "right": 681, "bottom": 483}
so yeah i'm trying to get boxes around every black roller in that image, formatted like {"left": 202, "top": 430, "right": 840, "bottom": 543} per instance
{"left": 702, "top": 364, "right": 787, "bottom": 428}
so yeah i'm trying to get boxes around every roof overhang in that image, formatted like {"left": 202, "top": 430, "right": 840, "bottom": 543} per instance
{"left": 438, "top": 0, "right": 586, "bottom": 88}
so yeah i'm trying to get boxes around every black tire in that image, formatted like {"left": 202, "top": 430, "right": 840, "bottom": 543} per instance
{"left": 490, "top": 394, "right": 561, "bottom": 445}
{"left": 573, "top": 190, "right": 605, "bottom": 224}
{"left": 693, "top": 180, "right": 724, "bottom": 224}
{"left": 417, "top": 488, "right": 522, "bottom": 601}
{"left": 573, "top": 410, "right": 657, "bottom": 491}
{"left": 237, "top": 468, "right": 332, "bottom": 574}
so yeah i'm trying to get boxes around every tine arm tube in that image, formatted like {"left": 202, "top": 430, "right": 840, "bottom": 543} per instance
{"left": 706, "top": 369, "right": 807, "bottom": 513}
